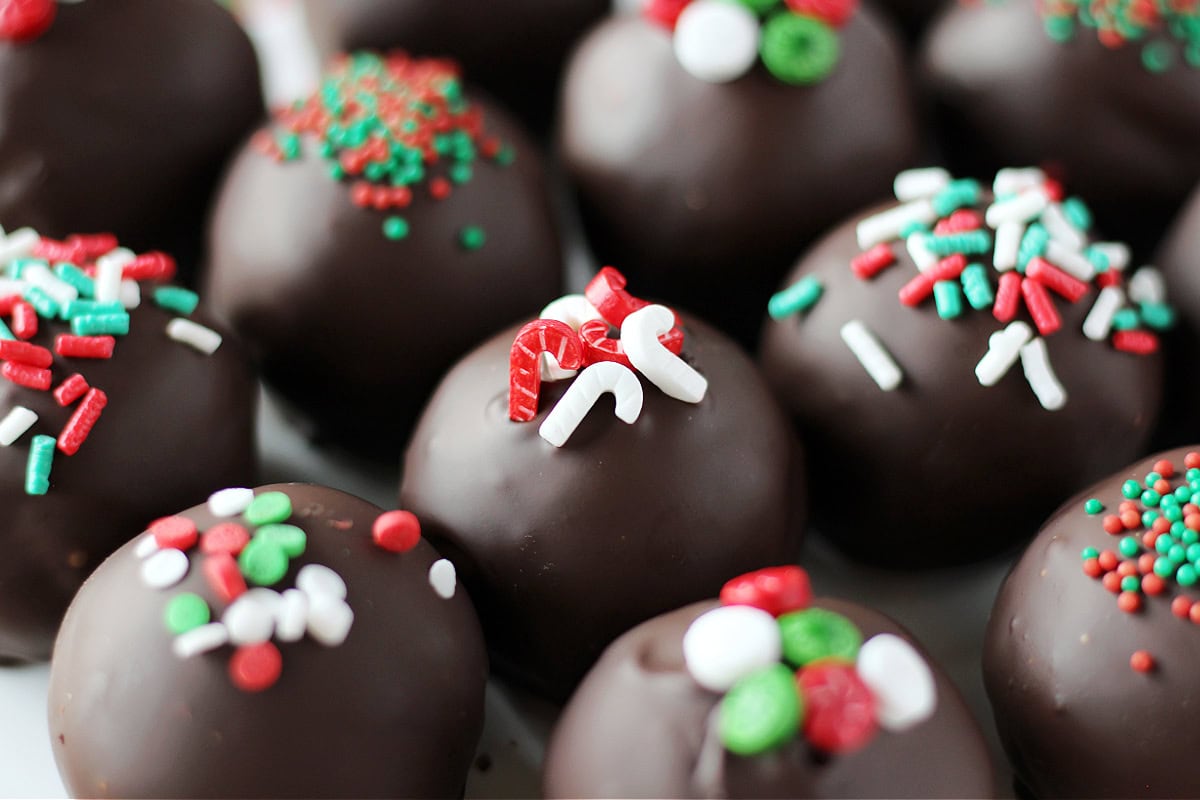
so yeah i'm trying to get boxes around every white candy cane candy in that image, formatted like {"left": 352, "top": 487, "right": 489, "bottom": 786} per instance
{"left": 167, "top": 318, "right": 223, "bottom": 354}
{"left": 307, "top": 594, "right": 354, "bottom": 646}
{"left": 1083, "top": 286, "right": 1125, "bottom": 342}
{"left": 840, "top": 320, "right": 903, "bottom": 391}
{"left": 140, "top": 548, "right": 189, "bottom": 589}
{"left": 622, "top": 305, "right": 707, "bottom": 403}
{"left": 673, "top": 0, "right": 760, "bottom": 84}
{"left": 1045, "top": 240, "right": 1096, "bottom": 281}
{"left": 173, "top": 622, "right": 229, "bottom": 659}
{"left": 856, "top": 199, "right": 937, "bottom": 250}
{"left": 429, "top": 558, "right": 457, "bottom": 599}
{"left": 207, "top": 487, "right": 255, "bottom": 517}
{"left": 539, "top": 294, "right": 602, "bottom": 381}
{"left": 539, "top": 361, "right": 644, "bottom": 447}
{"left": 857, "top": 633, "right": 937, "bottom": 732}
{"left": 1091, "top": 242, "right": 1130, "bottom": 272}
{"left": 906, "top": 232, "right": 938, "bottom": 273}
{"left": 119, "top": 279, "right": 141, "bottom": 309}
{"left": 1020, "top": 337, "right": 1066, "bottom": 411}
{"left": 1041, "top": 203, "right": 1086, "bottom": 251}
{"left": 296, "top": 563, "right": 347, "bottom": 601}
{"left": 1128, "top": 266, "right": 1166, "bottom": 306}
{"left": 276, "top": 588, "right": 309, "bottom": 643}
{"left": 133, "top": 533, "right": 160, "bottom": 559}
{"left": 0, "top": 227, "right": 39, "bottom": 266}
{"left": 223, "top": 592, "right": 277, "bottom": 645}
{"left": 992, "top": 167, "right": 1046, "bottom": 196}
{"left": 0, "top": 406, "right": 37, "bottom": 447}
{"left": 975, "top": 321, "right": 1033, "bottom": 386}
{"left": 94, "top": 248, "right": 134, "bottom": 303}
{"left": 893, "top": 168, "right": 950, "bottom": 202}
{"left": 993, "top": 221, "right": 1024, "bottom": 272}
{"left": 984, "top": 188, "right": 1049, "bottom": 228}
{"left": 683, "top": 605, "right": 782, "bottom": 692}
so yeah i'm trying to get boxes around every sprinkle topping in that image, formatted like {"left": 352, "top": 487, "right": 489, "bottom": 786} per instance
{"left": 1038, "top": 0, "right": 1200, "bottom": 71}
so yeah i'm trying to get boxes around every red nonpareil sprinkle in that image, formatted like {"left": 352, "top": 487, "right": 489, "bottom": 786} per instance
{"left": 1102, "top": 572, "right": 1123, "bottom": 593}
{"left": 229, "top": 642, "right": 283, "bottom": 692}
{"left": 1154, "top": 459, "right": 1175, "bottom": 478}
{"left": 369, "top": 186, "right": 391, "bottom": 211}
{"left": 1154, "top": 478, "right": 1172, "bottom": 495}
{"left": 643, "top": 0, "right": 691, "bottom": 29}
{"left": 898, "top": 272, "right": 936, "bottom": 307}
{"left": 850, "top": 243, "right": 895, "bottom": 280}
{"left": 1082, "top": 557, "right": 1102, "bottom": 578}
{"left": 720, "top": 566, "right": 812, "bottom": 616}
{"left": 1172, "top": 595, "right": 1193, "bottom": 618}
{"left": 1187, "top": 452, "right": 1200, "bottom": 470}
{"left": 372, "top": 510, "right": 421, "bottom": 552}
{"left": 1143, "top": 531, "right": 1160, "bottom": 549}
{"left": 2, "top": 361, "right": 50, "bottom": 390}
{"left": 0, "top": 339, "right": 52, "bottom": 368}
{"left": 0, "top": 0, "right": 56, "bottom": 42}
{"left": 1103, "top": 515, "right": 1124, "bottom": 535}
{"left": 54, "top": 334, "right": 115, "bottom": 359}
{"left": 1139, "top": 551, "right": 1158, "bottom": 572}
{"left": 350, "top": 181, "right": 373, "bottom": 207}
{"left": 785, "top": 0, "right": 859, "bottom": 27}
{"left": 56, "top": 388, "right": 107, "bottom": 455}
{"left": 1142, "top": 573, "right": 1165, "bottom": 595}
{"left": 122, "top": 252, "right": 176, "bottom": 282}
{"left": 1042, "top": 178, "right": 1065, "bottom": 202}
{"left": 993, "top": 272, "right": 1022, "bottom": 323}
{"left": 1117, "top": 560, "right": 1138, "bottom": 578}
{"left": 149, "top": 515, "right": 199, "bottom": 551}
{"left": 1113, "top": 330, "right": 1159, "bottom": 355}
{"left": 1095, "top": 268, "right": 1121, "bottom": 289}
{"left": 1119, "top": 500, "right": 1138, "bottom": 514}
{"left": 797, "top": 662, "right": 878, "bottom": 753}
{"left": 53, "top": 373, "right": 89, "bottom": 406}
{"left": 429, "top": 177, "right": 451, "bottom": 200}
{"left": 1121, "top": 509, "right": 1141, "bottom": 530}
{"left": 1191, "top": 603, "right": 1200, "bottom": 625}
{"left": 1117, "top": 591, "right": 1142, "bottom": 613}
{"left": 11, "top": 300, "right": 37, "bottom": 339}
{"left": 1098, "top": 549, "right": 1119, "bottom": 571}
{"left": 1152, "top": 516, "right": 1172, "bottom": 535}
{"left": 508, "top": 319, "right": 584, "bottom": 422}
{"left": 1020, "top": 278, "right": 1061, "bottom": 335}
{"left": 389, "top": 186, "right": 413, "bottom": 208}
{"left": 1026, "top": 257, "right": 1088, "bottom": 303}
{"left": 204, "top": 552, "right": 247, "bottom": 603}
{"left": 201, "top": 522, "right": 251, "bottom": 556}
{"left": 1130, "top": 650, "right": 1155, "bottom": 673}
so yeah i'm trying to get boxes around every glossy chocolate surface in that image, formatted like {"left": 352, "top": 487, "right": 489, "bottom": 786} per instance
{"left": 1157, "top": 185, "right": 1200, "bottom": 447}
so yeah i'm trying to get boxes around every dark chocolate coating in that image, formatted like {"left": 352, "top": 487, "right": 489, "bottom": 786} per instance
{"left": 0, "top": 303, "right": 256, "bottom": 663}
{"left": 984, "top": 447, "right": 1200, "bottom": 797}
{"left": 759, "top": 202, "right": 1163, "bottom": 565}
{"left": 0, "top": 0, "right": 262, "bottom": 281}
{"left": 204, "top": 92, "right": 562, "bottom": 456}
{"left": 920, "top": 0, "right": 1200, "bottom": 252}
{"left": 545, "top": 596, "right": 994, "bottom": 798}
{"left": 49, "top": 483, "right": 488, "bottom": 799}
{"left": 400, "top": 316, "right": 805, "bottom": 702}
{"left": 558, "top": 11, "right": 919, "bottom": 346}
{"left": 303, "top": 0, "right": 607, "bottom": 130}
{"left": 1157, "top": 185, "right": 1200, "bottom": 447}
{"left": 869, "top": 0, "right": 950, "bottom": 39}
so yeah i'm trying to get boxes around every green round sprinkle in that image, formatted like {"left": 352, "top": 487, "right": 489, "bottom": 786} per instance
{"left": 1122, "top": 480, "right": 1142, "bottom": 499}
{"left": 1121, "top": 575, "right": 1141, "bottom": 593}
{"left": 493, "top": 145, "right": 516, "bottom": 166}
{"left": 1081, "top": 546, "right": 1099, "bottom": 560}
{"left": 1178, "top": 564, "right": 1199, "bottom": 587}
{"left": 735, "top": 0, "right": 781, "bottom": 14}
{"left": 238, "top": 538, "right": 290, "bottom": 586}
{"left": 1157, "top": 535, "right": 1175, "bottom": 555}
{"left": 1170, "top": 544, "right": 1188, "bottom": 564}
{"left": 164, "top": 593, "right": 210, "bottom": 634}
{"left": 1154, "top": 556, "right": 1176, "bottom": 578}
{"left": 1145, "top": 472, "right": 1162, "bottom": 488}
{"left": 1142, "top": 510, "right": 1160, "bottom": 528}
{"left": 256, "top": 524, "right": 307, "bottom": 558}
{"left": 244, "top": 491, "right": 293, "bottom": 527}
{"left": 1172, "top": 520, "right": 1188, "bottom": 537}
{"left": 1177, "top": 485, "right": 1193, "bottom": 502}
{"left": 1044, "top": 15, "right": 1075, "bottom": 41}
{"left": 1142, "top": 40, "right": 1173, "bottom": 73}
{"left": 1188, "top": 543, "right": 1200, "bottom": 563}
{"left": 768, "top": 276, "right": 823, "bottom": 321}
{"left": 759, "top": 13, "right": 839, "bottom": 86}
{"left": 1142, "top": 489, "right": 1162, "bottom": 508}
{"left": 1161, "top": 494, "right": 1180, "bottom": 509}
{"left": 449, "top": 163, "right": 473, "bottom": 184}
{"left": 1187, "top": 468, "right": 1200, "bottom": 482}
{"left": 1184, "top": 529, "right": 1199, "bottom": 546}
{"left": 1084, "top": 498, "right": 1104, "bottom": 515}
{"left": 719, "top": 664, "right": 802, "bottom": 755}
{"left": 383, "top": 216, "right": 410, "bottom": 240}
{"left": 459, "top": 226, "right": 486, "bottom": 251}
{"left": 778, "top": 608, "right": 861, "bottom": 667}
{"left": 1119, "top": 536, "right": 1140, "bottom": 558}
{"left": 1167, "top": 505, "right": 1184, "bottom": 522}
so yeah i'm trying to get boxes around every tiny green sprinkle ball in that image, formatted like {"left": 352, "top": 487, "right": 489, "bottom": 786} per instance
{"left": 1177, "top": 564, "right": 1199, "bottom": 587}
{"left": 735, "top": 0, "right": 781, "bottom": 14}
{"left": 1122, "top": 480, "right": 1141, "bottom": 499}
{"left": 1085, "top": 498, "right": 1104, "bottom": 515}
{"left": 459, "top": 226, "right": 486, "bottom": 251}
{"left": 719, "top": 664, "right": 802, "bottom": 755}
{"left": 164, "top": 593, "right": 210, "bottom": 634}
{"left": 1119, "top": 536, "right": 1140, "bottom": 558}
{"left": 239, "top": 538, "right": 290, "bottom": 586}
{"left": 245, "top": 491, "right": 293, "bottom": 527}
{"left": 1081, "top": 546, "right": 1099, "bottom": 560}
{"left": 1120, "top": 575, "right": 1141, "bottom": 593}
{"left": 383, "top": 216, "right": 410, "bottom": 240}
{"left": 778, "top": 608, "right": 861, "bottom": 667}
{"left": 759, "top": 12, "right": 839, "bottom": 85}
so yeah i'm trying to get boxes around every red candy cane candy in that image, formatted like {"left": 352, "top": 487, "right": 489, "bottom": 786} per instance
{"left": 585, "top": 266, "right": 650, "bottom": 327}
{"left": 579, "top": 318, "right": 684, "bottom": 369}
{"left": 509, "top": 320, "right": 584, "bottom": 422}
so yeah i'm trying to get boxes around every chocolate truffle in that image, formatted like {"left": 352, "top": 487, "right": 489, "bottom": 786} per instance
{"left": 49, "top": 483, "right": 487, "bottom": 799}
{"left": 545, "top": 565, "right": 994, "bottom": 798}
{"left": 921, "top": 0, "right": 1200, "bottom": 251}
{"left": 0, "top": 229, "right": 255, "bottom": 663}
{"left": 559, "top": 3, "right": 919, "bottom": 345}
{"left": 760, "top": 167, "right": 1167, "bottom": 565}
{"left": 984, "top": 447, "right": 1200, "bottom": 797}
{"left": 400, "top": 269, "right": 805, "bottom": 701}
{"left": 0, "top": 0, "right": 262, "bottom": 280}
{"left": 205, "top": 52, "right": 562, "bottom": 455}
{"left": 1157, "top": 183, "right": 1200, "bottom": 445}
{"left": 874, "top": 0, "right": 949, "bottom": 39}
{"left": 303, "top": 0, "right": 608, "bottom": 129}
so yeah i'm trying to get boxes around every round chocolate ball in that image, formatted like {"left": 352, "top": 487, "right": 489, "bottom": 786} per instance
{"left": 873, "top": 0, "right": 950, "bottom": 39}
{"left": 545, "top": 592, "right": 994, "bottom": 798}
{"left": 984, "top": 446, "right": 1200, "bottom": 797}
{"left": 921, "top": 0, "right": 1200, "bottom": 251}
{"left": 1157, "top": 183, "right": 1200, "bottom": 446}
{"left": 0, "top": 236, "right": 255, "bottom": 662}
{"left": 49, "top": 483, "right": 487, "bottom": 799}
{"left": 303, "top": 0, "right": 608, "bottom": 129}
{"left": 759, "top": 173, "right": 1165, "bottom": 565}
{"left": 559, "top": 7, "right": 919, "bottom": 345}
{"left": 204, "top": 52, "right": 562, "bottom": 455}
{"left": 400, "top": 309, "right": 804, "bottom": 702}
{"left": 0, "top": 0, "right": 262, "bottom": 280}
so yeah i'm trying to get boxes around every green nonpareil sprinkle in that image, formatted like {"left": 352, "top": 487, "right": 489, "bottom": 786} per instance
{"left": 164, "top": 593, "right": 211, "bottom": 634}
{"left": 244, "top": 491, "right": 293, "bottom": 526}
{"left": 459, "top": 226, "right": 486, "bottom": 251}
{"left": 1085, "top": 498, "right": 1104, "bottom": 515}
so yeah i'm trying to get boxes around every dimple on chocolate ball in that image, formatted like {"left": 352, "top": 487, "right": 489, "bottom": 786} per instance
{"left": 400, "top": 267, "right": 805, "bottom": 702}
{"left": 984, "top": 447, "right": 1200, "bottom": 798}
{"left": 0, "top": 228, "right": 255, "bottom": 662}
{"left": 544, "top": 565, "right": 994, "bottom": 798}
{"left": 49, "top": 483, "right": 487, "bottom": 799}
{"left": 760, "top": 167, "right": 1167, "bottom": 565}
{"left": 0, "top": 0, "right": 262, "bottom": 279}
{"left": 204, "top": 51, "right": 562, "bottom": 454}
{"left": 559, "top": 0, "right": 919, "bottom": 345}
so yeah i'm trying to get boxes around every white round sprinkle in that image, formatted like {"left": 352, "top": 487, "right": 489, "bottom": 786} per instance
{"left": 140, "top": 548, "right": 189, "bottom": 589}
{"left": 683, "top": 605, "right": 782, "bottom": 692}
{"left": 673, "top": 0, "right": 760, "bottom": 84}
{"left": 223, "top": 593, "right": 277, "bottom": 645}
{"left": 296, "top": 563, "right": 347, "bottom": 601}
{"left": 275, "top": 588, "right": 309, "bottom": 643}
{"left": 207, "top": 487, "right": 255, "bottom": 518}
{"left": 172, "top": 622, "right": 229, "bottom": 659}
{"left": 429, "top": 558, "right": 457, "bottom": 599}
{"left": 307, "top": 594, "right": 354, "bottom": 646}
{"left": 132, "top": 533, "right": 160, "bottom": 559}
{"left": 857, "top": 633, "right": 937, "bottom": 731}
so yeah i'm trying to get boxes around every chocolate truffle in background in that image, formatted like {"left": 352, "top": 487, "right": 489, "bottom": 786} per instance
{"left": 559, "top": 0, "right": 919, "bottom": 346}
{"left": 0, "top": 228, "right": 256, "bottom": 663}
{"left": 400, "top": 267, "right": 805, "bottom": 702}
{"left": 205, "top": 51, "right": 562, "bottom": 457}
{"left": 921, "top": 0, "right": 1200, "bottom": 252}
{"left": 985, "top": 447, "right": 1200, "bottom": 798}
{"left": 760, "top": 167, "right": 1169, "bottom": 566}
{"left": 49, "top": 483, "right": 487, "bottom": 799}
{"left": 870, "top": 0, "right": 949, "bottom": 39}
{"left": 0, "top": 0, "right": 262, "bottom": 284}
{"left": 303, "top": 0, "right": 608, "bottom": 131}
{"left": 1157, "top": 183, "right": 1200, "bottom": 447}
{"left": 545, "top": 565, "right": 994, "bottom": 799}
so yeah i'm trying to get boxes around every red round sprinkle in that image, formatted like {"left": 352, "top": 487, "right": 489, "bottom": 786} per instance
{"left": 1130, "top": 650, "right": 1155, "bottom": 673}
{"left": 1119, "top": 500, "right": 1138, "bottom": 513}
{"left": 1187, "top": 452, "right": 1200, "bottom": 470}
{"left": 1117, "top": 560, "right": 1138, "bottom": 578}
{"left": 642, "top": 0, "right": 691, "bottom": 29}
{"left": 1098, "top": 550, "right": 1119, "bottom": 571}
{"left": 388, "top": 186, "right": 412, "bottom": 208}
{"left": 1190, "top": 604, "right": 1200, "bottom": 625}
{"left": 785, "top": 0, "right": 859, "bottom": 27}
{"left": 1154, "top": 478, "right": 1171, "bottom": 495}
{"left": 1102, "top": 572, "right": 1123, "bottom": 593}
{"left": 1152, "top": 517, "right": 1172, "bottom": 535}
{"left": 1154, "top": 459, "right": 1175, "bottom": 478}
{"left": 350, "top": 182, "right": 372, "bottom": 207}
{"left": 798, "top": 663, "right": 877, "bottom": 753}
{"left": 1171, "top": 595, "right": 1193, "bottom": 619}
{"left": 150, "top": 515, "right": 198, "bottom": 551}
{"left": 429, "top": 177, "right": 451, "bottom": 200}
{"left": 0, "top": 0, "right": 56, "bottom": 42}
{"left": 1186, "top": 504, "right": 1200, "bottom": 517}
{"left": 1102, "top": 515, "right": 1124, "bottom": 535}
{"left": 1121, "top": 509, "right": 1142, "bottom": 530}
{"left": 1082, "top": 558, "right": 1102, "bottom": 578}
{"left": 201, "top": 522, "right": 251, "bottom": 556}
{"left": 372, "top": 510, "right": 421, "bottom": 553}
{"left": 1117, "top": 591, "right": 1141, "bottom": 613}
{"left": 204, "top": 553, "right": 247, "bottom": 604}
{"left": 721, "top": 566, "right": 812, "bottom": 617}
{"left": 229, "top": 642, "right": 283, "bottom": 692}
{"left": 1138, "top": 553, "right": 1157, "bottom": 575}
{"left": 1142, "top": 573, "right": 1165, "bottom": 595}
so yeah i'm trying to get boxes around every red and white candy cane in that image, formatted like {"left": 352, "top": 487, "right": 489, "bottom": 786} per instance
{"left": 623, "top": 304, "right": 707, "bottom": 403}
{"left": 539, "top": 362, "right": 644, "bottom": 448}
{"left": 538, "top": 294, "right": 602, "bottom": 381}
{"left": 585, "top": 266, "right": 682, "bottom": 328}
{"left": 579, "top": 318, "right": 684, "bottom": 369}
{"left": 509, "top": 320, "right": 583, "bottom": 422}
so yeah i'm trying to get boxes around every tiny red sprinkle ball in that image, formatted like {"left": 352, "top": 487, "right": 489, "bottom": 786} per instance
{"left": 150, "top": 515, "right": 199, "bottom": 551}
{"left": 643, "top": 0, "right": 690, "bottom": 29}
{"left": 0, "top": 0, "right": 56, "bottom": 42}
{"left": 798, "top": 663, "right": 878, "bottom": 753}
{"left": 1154, "top": 459, "right": 1175, "bottom": 478}
{"left": 1191, "top": 604, "right": 1200, "bottom": 625}
{"left": 1172, "top": 596, "right": 1193, "bottom": 619}
{"left": 1117, "top": 560, "right": 1138, "bottom": 578}
{"left": 1120, "top": 509, "right": 1142, "bottom": 530}
{"left": 1130, "top": 650, "right": 1155, "bottom": 673}
{"left": 785, "top": 0, "right": 859, "bottom": 27}
{"left": 229, "top": 642, "right": 283, "bottom": 692}
{"left": 1103, "top": 515, "right": 1124, "bottom": 535}
{"left": 1187, "top": 514, "right": 1200, "bottom": 532}
{"left": 1139, "top": 553, "right": 1158, "bottom": 575}
{"left": 1186, "top": 503, "right": 1200, "bottom": 517}
{"left": 1098, "top": 550, "right": 1119, "bottom": 572}
{"left": 429, "top": 177, "right": 451, "bottom": 200}
{"left": 1082, "top": 558, "right": 1103, "bottom": 578}
{"left": 1142, "top": 574, "right": 1165, "bottom": 595}
{"left": 1152, "top": 516, "right": 1172, "bottom": 535}
{"left": 721, "top": 566, "right": 812, "bottom": 616}
{"left": 350, "top": 182, "right": 372, "bottom": 207}
{"left": 1102, "top": 572, "right": 1123, "bottom": 594}
{"left": 372, "top": 509, "right": 421, "bottom": 553}
{"left": 1117, "top": 591, "right": 1142, "bottom": 613}
{"left": 1187, "top": 452, "right": 1200, "bottom": 470}
{"left": 1118, "top": 500, "right": 1138, "bottom": 514}
{"left": 1154, "top": 479, "right": 1172, "bottom": 495}
{"left": 1143, "top": 531, "right": 1160, "bottom": 549}
{"left": 201, "top": 522, "right": 251, "bottom": 556}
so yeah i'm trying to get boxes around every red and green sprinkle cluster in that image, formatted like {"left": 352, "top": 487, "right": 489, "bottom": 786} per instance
{"left": 1039, "top": 0, "right": 1200, "bottom": 70}
{"left": 254, "top": 51, "right": 513, "bottom": 247}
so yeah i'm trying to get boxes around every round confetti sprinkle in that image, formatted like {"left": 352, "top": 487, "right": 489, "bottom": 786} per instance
{"left": 296, "top": 563, "right": 347, "bottom": 601}
{"left": 684, "top": 605, "right": 783, "bottom": 692}
{"left": 149, "top": 516, "right": 199, "bottom": 551}
{"left": 244, "top": 491, "right": 293, "bottom": 526}
{"left": 458, "top": 225, "right": 486, "bottom": 251}
{"left": 372, "top": 510, "right": 421, "bottom": 553}
{"left": 200, "top": 522, "right": 251, "bottom": 556}
{"left": 855, "top": 633, "right": 936, "bottom": 732}
{"left": 720, "top": 663, "right": 802, "bottom": 755}
{"left": 256, "top": 524, "right": 307, "bottom": 558}
{"left": 1084, "top": 498, "right": 1104, "bottom": 515}
{"left": 382, "top": 216, "right": 409, "bottom": 240}
{"left": 141, "top": 548, "right": 189, "bottom": 589}
{"left": 429, "top": 558, "right": 458, "bottom": 600}
{"left": 229, "top": 642, "right": 283, "bottom": 692}
{"left": 719, "top": 565, "right": 812, "bottom": 617}
{"left": 798, "top": 662, "right": 878, "bottom": 753}
{"left": 223, "top": 591, "right": 278, "bottom": 645}
{"left": 673, "top": 0, "right": 761, "bottom": 83}
{"left": 1130, "top": 650, "right": 1155, "bottom": 674}
{"left": 778, "top": 608, "right": 861, "bottom": 667}
{"left": 238, "top": 538, "right": 289, "bottom": 587}
{"left": 0, "top": 0, "right": 56, "bottom": 42}
{"left": 306, "top": 594, "right": 354, "bottom": 646}
{"left": 164, "top": 593, "right": 210, "bottom": 635}
{"left": 759, "top": 12, "right": 840, "bottom": 85}
{"left": 207, "top": 487, "right": 255, "bottom": 518}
